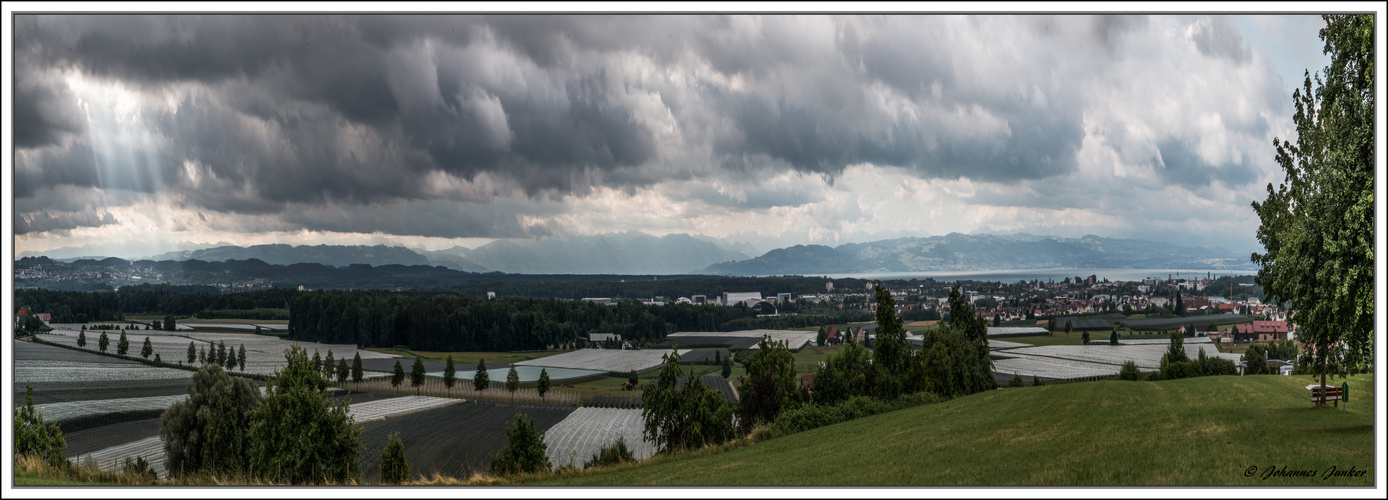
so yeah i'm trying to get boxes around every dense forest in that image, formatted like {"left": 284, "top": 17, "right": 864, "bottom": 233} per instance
{"left": 287, "top": 291, "right": 872, "bottom": 351}
{"left": 14, "top": 286, "right": 300, "bottom": 323}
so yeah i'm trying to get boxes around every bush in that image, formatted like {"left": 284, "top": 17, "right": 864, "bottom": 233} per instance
{"left": 583, "top": 436, "right": 635, "bottom": 469}
{"left": 490, "top": 413, "right": 551, "bottom": 476}
{"left": 1119, "top": 360, "right": 1142, "bottom": 381}
{"left": 1007, "top": 372, "right": 1024, "bottom": 388}
{"left": 1159, "top": 361, "right": 1202, "bottom": 380}
{"left": 380, "top": 432, "right": 410, "bottom": 485}
{"left": 753, "top": 392, "right": 943, "bottom": 441}
{"left": 15, "top": 384, "right": 69, "bottom": 472}
{"left": 1242, "top": 348, "right": 1270, "bottom": 375}
{"left": 245, "top": 344, "right": 362, "bottom": 484}
{"left": 121, "top": 456, "right": 158, "bottom": 483}
{"left": 160, "top": 363, "right": 262, "bottom": 477}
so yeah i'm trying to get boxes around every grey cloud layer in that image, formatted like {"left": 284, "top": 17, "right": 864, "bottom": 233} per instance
{"left": 14, "top": 14, "right": 1275, "bottom": 239}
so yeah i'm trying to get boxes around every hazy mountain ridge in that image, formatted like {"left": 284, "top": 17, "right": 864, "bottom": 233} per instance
{"left": 702, "top": 233, "right": 1253, "bottom": 275}
{"left": 456, "top": 232, "right": 751, "bottom": 275}
{"left": 146, "top": 244, "right": 435, "bottom": 268}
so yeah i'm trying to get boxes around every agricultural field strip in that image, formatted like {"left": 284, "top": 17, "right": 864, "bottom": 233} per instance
{"left": 38, "top": 326, "right": 397, "bottom": 376}
{"left": 986, "top": 340, "right": 1031, "bottom": 350}
{"left": 1119, "top": 337, "right": 1214, "bottom": 345}
{"left": 1120, "top": 314, "right": 1248, "bottom": 328}
{"left": 991, "top": 357, "right": 1119, "bottom": 380}
{"left": 986, "top": 327, "right": 1051, "bottom": 336}
{"left": 346, "top": 396, "right": 461, "bottom": 424}
{"left": 69, "top": 436, "right": 169, "bottom": 479}
{"left": 1004, "top": 344, "right": 1240, "bottom": 370}
{"left": 15, "top": 361, "right": 192, "bottom": 384}
{"left": 428, "top": 365, "right": 606, "bottom": 383}
{"left": 514, "top": 348, "right": 690, "bottom": 373}
{"left": 36, "top": 395, "right": 189, "bottom": 423}
{"left": 543, "top": 408, "right": 656, "bottom": 470}
{"left": 177, "top": 322, "right": 286, "bottom": 331}
{"left": 668, "top": 330, "right": 815, "bottom": 350}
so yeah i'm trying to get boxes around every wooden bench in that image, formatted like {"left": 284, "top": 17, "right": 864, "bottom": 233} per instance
{"left": 1307, "top": 384, "right": 1343, "bottom": 407}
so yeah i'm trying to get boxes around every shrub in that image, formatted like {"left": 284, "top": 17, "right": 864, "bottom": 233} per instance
{"left": 490, "top": 413, "right": 551, "bottom": 476}
{"left": 160, "top": 363, "right": 262, "bottom": 477}
{"left": 1119, "top": 360, "right": 1142, "bottom": 381}
{"left": 1032, "top": 374, "right": 1043, "bottom": 386}
{"left": 15, "top": 384, "right": 69, "bottom": 471}
{"left": 753, "top": 392, "right": 943, "bottom": 441}
{"left": 1008, "top": 372, "right": 1024, "bottom": 388}
{"left": 121, "top": 456, "right": 158, "bottom": 483}
{"left": 380, "top": 432, "right": 410, "bottom": 485}
{"left": 583, "top": 436, "right": 635, "bottom": 469}
{"left": 1242, "top": 348, "right": 1270, "bottom": 375}
{"left": 1160, "top": 361, "right": 1202, "bottom": 380}
{"left": 245, "top": 344, "right": 362, "bottom": 484}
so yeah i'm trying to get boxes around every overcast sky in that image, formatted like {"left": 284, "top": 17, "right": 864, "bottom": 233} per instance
{"left": 8, "top": 12, "right": 1339, "bottom": 259}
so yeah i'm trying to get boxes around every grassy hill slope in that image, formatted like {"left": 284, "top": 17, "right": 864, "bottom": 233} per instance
{"left": 538, "top": 373, "right": 1374, "bottom": 485}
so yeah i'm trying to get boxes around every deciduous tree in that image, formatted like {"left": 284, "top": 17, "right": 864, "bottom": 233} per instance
{"left": 246, "top": 344, "right": 362, "bottom": 484}
{"left": 1252, "top": 15, "right": 1374, "bottom": 401}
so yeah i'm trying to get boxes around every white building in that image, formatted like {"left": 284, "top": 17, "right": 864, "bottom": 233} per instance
{"left": 724, "top": 292, "right": 763, "bottom": 305}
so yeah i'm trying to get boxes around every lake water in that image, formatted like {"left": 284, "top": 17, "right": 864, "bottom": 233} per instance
{"left": 817, "top": 268, "right": 1259, "bottom": 283}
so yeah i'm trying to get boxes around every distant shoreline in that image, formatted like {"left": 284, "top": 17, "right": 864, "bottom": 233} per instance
{"left": 808, "top": 268, "right": 1260, "bottom": 283}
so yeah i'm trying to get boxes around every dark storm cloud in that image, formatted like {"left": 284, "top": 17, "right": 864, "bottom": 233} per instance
{"left": 15, "top": 14, "right": 1271, "bottom": 240}
{"left": 15, "top": 210, "right": 119, "bottom": 235}
{"left": 279, "top": 199, "right": 566, "bottom": 239}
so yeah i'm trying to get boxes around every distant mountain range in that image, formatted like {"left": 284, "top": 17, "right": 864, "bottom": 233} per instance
{"left": 700, "top": 233, "right": 1254, "bottom": 275}
{"left": 22, "top": 232, "right": 1255, "bottom": 277}
{"left": 130, "top": 232, "right": 753, "bottom": 275}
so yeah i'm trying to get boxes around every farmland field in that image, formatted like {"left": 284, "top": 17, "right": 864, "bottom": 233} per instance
{"left": 34, "top": 325, "right": 398, "bottom": 377}
{"left": 1120, "top": 313, "right": 1248, "bottom": 329}
{"left": 667, "top": 330, "right": 817, "bottom": 351}
{"left": 16, "top": 360, "right": 193, "bottom": 384}
{"left": 427, "top": 365, "right": 605, "bottom": 383}
{"left": 544, "top": 408, "right": 657, "bottom": 470}
{"left": 356, "top": 401, "right": 576, "bottom": 484}
{"left": 347, "top": 396, "right": 461, "bottom": 424}
{"left": 1052, "top": 317, "right": 1112, "bottom": 330}
{"left": 514, "top": 348, "right": 688, "bottom": 374}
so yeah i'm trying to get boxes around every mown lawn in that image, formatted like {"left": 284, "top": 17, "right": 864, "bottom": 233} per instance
{"left": 535, "top": 373, "right": 1374, "bottom": 485}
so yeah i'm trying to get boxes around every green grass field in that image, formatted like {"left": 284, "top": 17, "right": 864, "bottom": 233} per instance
{"left": 535, "top": 373, "right": 1374, "bottom": 485}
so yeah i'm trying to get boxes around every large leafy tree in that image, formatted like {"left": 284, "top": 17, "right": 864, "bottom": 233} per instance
{"left": 736, "top": 336, "right": 801, "bottom": 433}
{"left": 870, "top": 284, "right": 910, "bottom": 398}
{"left": 1252, "top": 15, "right": 1374, "bottom": 400}
{"left": 245, "top": 344, "right": 362, "bottom": 484}
{"left": 160, "top": 363, "right": 262, "bottom": 477}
